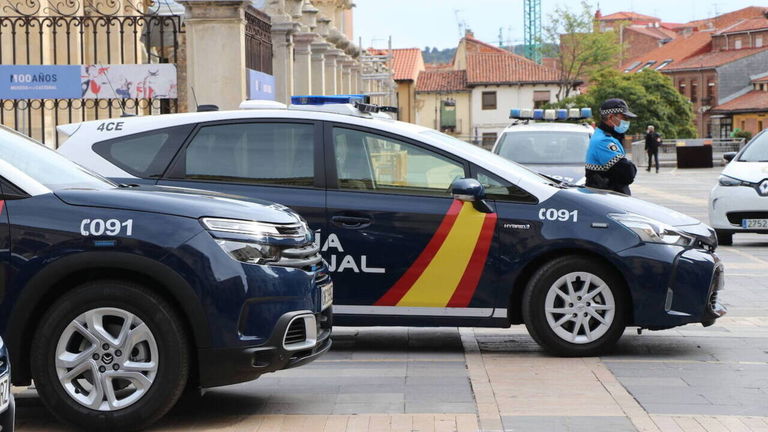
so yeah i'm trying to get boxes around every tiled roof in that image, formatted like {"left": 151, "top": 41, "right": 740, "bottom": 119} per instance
{"left": 621, "top": 31, "right": 712, "bottom": 72}
{"left": 665, "top": 46, "right": 768, "bottom": 70}
{"left": 365, "top": 48, "right": 424, "bottom": 82}
{"left": 753, "top": 75, "right": 768, "bottom": 83}
{"left": 625, "top": 25, "right": 678, "bottom": 41}
{"left": 390, "top": 48, "right": 424, "bottom": 81}
{"left": 687, "top": 6, "right": 767, "bottom": 31}
{"left": 712, "top": 90, "right": 768, "bottom": 112}
{"left": 415, "top": 70, "right": 468, "bottom": 92}
{"left": 715, "top": 17, "right": 768, "bottom": 35}
{"left": 464, "top": 35, "right": 510, "bottom": 54}
{"left": 599, "top": 11, "right": 659, "bottom": 22}
{"left": 465, "top": 52, "right": 560, "bottom": 84}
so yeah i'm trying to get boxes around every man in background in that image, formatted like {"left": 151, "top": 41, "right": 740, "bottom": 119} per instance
{"left": 645, "top": 125, "right": 661, "bottom": 173}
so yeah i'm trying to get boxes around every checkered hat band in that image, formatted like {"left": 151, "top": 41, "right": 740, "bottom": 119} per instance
{"left": 600, "top": 107, "right": 625, "bottom": 115}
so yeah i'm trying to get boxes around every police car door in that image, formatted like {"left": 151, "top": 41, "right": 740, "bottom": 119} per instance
{"left": 325, "top": 124, "right": 497, "bottom": 322}
{"left": 158, "top": 119, "right": 326, "bottom": 231}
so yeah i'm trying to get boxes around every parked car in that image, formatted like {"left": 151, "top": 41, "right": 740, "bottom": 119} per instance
{"left": 0, "top": 336, "right": 14, "bottom": 432}
{"left": 58, "top": 96, "right": 725, "bottom": 357}
{"left": 709, "top": 129, "right": 768, "bottom": 245}
{"left": 492, "top": 110, "right": 593, "bottom": 185}
{"left": 0, "top": 126, "right": 331, "bottom": 431}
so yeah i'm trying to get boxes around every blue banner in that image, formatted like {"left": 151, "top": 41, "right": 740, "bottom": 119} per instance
{"left": 247, "top": 69, "right": 275, "bottom": 101}
{"left": 0, "top": 65, "right": 81, "bottom": 99}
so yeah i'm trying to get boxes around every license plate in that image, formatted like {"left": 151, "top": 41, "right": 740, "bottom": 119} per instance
{"left": 742, "top": 219, "right": 768, "bottom": 229}
{"left": 0, "top": 374, "right": 9, "bottom": 413}
{"left": 321, "top": 283, "right": 333, "bottom": 311}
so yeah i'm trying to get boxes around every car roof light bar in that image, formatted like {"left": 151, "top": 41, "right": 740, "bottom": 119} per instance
{"left": 509, "top": 107, "right": 593, "bottom": 120}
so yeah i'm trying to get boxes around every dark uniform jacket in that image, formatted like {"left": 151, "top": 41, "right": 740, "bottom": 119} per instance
{"left": 585, "top": 123, "right": 637, "bottom": 195}
{"left": 645, "top": 132, "right": 661, "bottom": 152}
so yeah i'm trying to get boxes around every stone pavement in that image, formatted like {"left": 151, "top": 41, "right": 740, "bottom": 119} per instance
{"left": 14, "top": 167, "right": 768, "bottom": 431}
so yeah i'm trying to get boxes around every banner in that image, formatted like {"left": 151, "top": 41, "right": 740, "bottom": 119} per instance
{"left": 0, "top": 64, "right": 177, "bottom": 100}
{"left": 0, "top": 65, "right": 81, "bottom": 99}
{"left": 247, "top": 69, "right": 275, "bottom": 101}
{"left": 80, "top": 64, "right": 177, "bottom": 99}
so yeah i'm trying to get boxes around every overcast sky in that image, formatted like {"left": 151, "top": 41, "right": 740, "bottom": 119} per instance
{"left": 354, "top": 0, "right": 765, "bottom": 50}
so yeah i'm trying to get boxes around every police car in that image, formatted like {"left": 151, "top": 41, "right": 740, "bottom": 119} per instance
{"left": 59, "top": 95, "right": 725, "bottom": 357}
{"left": 0, "top": 126, "right": 331, "bottom": 431}
{"left": 492, "top": 108, "right": 593, "bottom": 185}
{"left": 709, "top": 129, "right": 768, "bottom": 245}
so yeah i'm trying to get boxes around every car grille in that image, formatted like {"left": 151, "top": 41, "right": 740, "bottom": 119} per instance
{"left": 284, "top": 319, "right": 307, "bottom": 345}
{"left": 276, "top": 242, "right": 323, "bottom": 270}
{"left": 726, "top": 212, "right": 768, "bottom": 225}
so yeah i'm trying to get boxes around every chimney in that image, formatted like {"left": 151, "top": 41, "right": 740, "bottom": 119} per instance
{"left": 595, "top": 9, "right": 602, "bottom": 19}
{"left": 465, "top": 29, "right": 474, "bottom": 38}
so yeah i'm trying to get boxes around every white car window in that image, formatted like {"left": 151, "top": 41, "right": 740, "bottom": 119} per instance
{"left": 497, "top": 131, "right": 589, "bottom": 164}
{"left": 739, "top": 132, "right": 768, "bottom": 162}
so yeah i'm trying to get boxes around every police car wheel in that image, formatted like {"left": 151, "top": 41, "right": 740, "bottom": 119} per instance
{"left": 715, "top": 230, "right": 733, "bottom": 246}
{"left": 31, "top": 280, "right": 190, "bottom": 432}
{"left": 523, "top": 256, "right": 627, "bottom": 356}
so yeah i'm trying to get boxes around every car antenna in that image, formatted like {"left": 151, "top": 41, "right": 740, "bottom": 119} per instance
{"left": 96, "top": 63, "right": 133, "bottom": 118}
{"left": 191, "top": 86, "right": 200, "bottom": 111}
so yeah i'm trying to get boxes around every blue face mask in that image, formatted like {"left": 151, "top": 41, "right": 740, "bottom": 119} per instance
{"left": 614, "top": 119, "right": 630, "bottom": 134}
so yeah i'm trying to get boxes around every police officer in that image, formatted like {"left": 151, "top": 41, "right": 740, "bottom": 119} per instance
{"left": 585, "top": 99, "right": 638, "bottom": 195}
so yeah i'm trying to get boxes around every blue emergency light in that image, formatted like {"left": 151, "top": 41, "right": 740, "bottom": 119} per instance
{"left": 509, "top": 107, "right": 593, "bottom": 121}
{"left": 291, "top": 95, "right": 367, "bottom": 105}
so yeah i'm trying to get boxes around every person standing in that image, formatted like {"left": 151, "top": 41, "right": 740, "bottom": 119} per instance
{"left": 645, "top": 125, "right": 661, "bottom": 173}
{"left": 585, "top": 98, "right": 638, "bottom": 195}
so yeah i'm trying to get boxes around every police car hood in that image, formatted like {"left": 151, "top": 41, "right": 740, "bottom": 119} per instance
{"left": 562, "top": 187, "right": 713, "bottom": 237}
{"left": 54, "top": 186, "right": 300, "bottom": 224}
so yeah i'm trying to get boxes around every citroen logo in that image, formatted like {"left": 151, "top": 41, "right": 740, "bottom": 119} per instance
{"left": 759, "top": 180, "right": 768, "bottom": 196}
{"left": 101, "top": 353, "right": 114, "bottom": 365}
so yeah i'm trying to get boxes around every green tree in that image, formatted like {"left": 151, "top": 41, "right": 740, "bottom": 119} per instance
{"left": 540, "top": 0, "right": 622, "bottom": 101}
{"left": 547, "top": 69, "right": 696, "bottom": 138}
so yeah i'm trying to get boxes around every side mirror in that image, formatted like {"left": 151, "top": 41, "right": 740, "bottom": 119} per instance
{"left": 723, "top": 152, "right": 737, "bottom": 162}
{"left": 451, "top": 178, "right": 494, "bottom": 213}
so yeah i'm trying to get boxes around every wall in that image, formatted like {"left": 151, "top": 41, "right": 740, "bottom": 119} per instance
{"left": 713, "top": 30, "right": 768, "bottom": 51}
{"left": 415, "top": 91, "right": 471, "bottom": 137}
{"left": 733, "top": 112, "right": 768, "bottom": 136}
{"left": 396, "top": 81, "right": 417, "bottom": 123}
{"left": 470, "top": 84, "right": 560, "bottom": 136}
{"left": 667, "top": 69, "right": 718, "bottom": 137}
{"left": 623, "top": 29, "right": 665, "bottom": 61}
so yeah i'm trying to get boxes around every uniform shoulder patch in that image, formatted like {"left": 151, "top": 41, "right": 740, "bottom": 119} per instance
{"left": 609, "top": 143, "right": 618, "bottom": 152}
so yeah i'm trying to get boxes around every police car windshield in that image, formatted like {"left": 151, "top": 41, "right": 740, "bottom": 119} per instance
{"left": 418, "top": 129, "right": 554, "bottom": 184}
{"left": 738, "top": 132, "right": 768, "bottom": 162}
{"left": 0, "top": 127, "right": 115, "bottom": 191}
{"left": 497, "top": 131, "right": 589, "bottom": 164}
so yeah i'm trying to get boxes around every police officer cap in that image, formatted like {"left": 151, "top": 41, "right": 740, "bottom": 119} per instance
{"left": 599, "top": 98, "right": 637, "bottom": 118}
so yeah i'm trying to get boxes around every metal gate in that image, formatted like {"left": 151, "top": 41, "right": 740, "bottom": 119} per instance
{"left": 0, "top": 0, "right": 184, "bottom": 147}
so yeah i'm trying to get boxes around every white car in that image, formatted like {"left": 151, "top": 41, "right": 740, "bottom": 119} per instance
{"left": 492, "top": 121, "right": 593, "bottom": 185}
{"left": 709, "top": 129, "right": 768, "bottom": 245}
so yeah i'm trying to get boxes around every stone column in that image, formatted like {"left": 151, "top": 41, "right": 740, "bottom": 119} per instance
{"left": 324, "top": 48, "right": 343, "bottom": 95}
{"left": 271, "top": 23, "right": 298, "bottom": 103}
{"left": 340, "top": 56, "right": 353, "bottom": 94}
{"left": 350, "top": 65, "right": 361, "bottom": 94}
{"left": 178, "top": 0, "right": 250, "bottom": 110}
{"left": 310, "top": 41, "right": 329, "bottom": 95}
{"left": 293, "top": 32, "right": 315, "bottom": 96}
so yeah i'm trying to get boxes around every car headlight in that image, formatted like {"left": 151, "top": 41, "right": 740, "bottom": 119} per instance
{"left": 718, "top": 175, "right": 747, "bottom": 187}
{"left": 215, "top": 239, "right": 280, "bottom": 264}
{"left": 608, "top": 213, "right": 693, "bottom": 246}
{"left": 201, "top": 217, "right": 286, "bottom": 237}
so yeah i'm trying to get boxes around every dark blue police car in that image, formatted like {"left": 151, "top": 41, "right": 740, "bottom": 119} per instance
{"left": 60, "top": 96, "right": 726, "bottom": 358}
{"left": 0, "top": 126, "right": 331, "bottom": 431}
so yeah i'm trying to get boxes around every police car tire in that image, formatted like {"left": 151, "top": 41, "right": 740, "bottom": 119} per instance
{"left": 715, "top": 230, "right": 733, "bottom": 246}
{"left": 30, "top": 280, "right": 190, "bottom": 432}
{"left": 522, "top": 256, "right": 628, "bottom": 357}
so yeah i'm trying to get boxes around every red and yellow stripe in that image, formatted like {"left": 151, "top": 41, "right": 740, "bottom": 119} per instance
{"left": 375, "top": 200, "right": 497, "bottom": 308}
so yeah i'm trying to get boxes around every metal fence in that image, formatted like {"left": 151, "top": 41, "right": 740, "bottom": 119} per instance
{"left": 0, "top": 0, "right": 184, "bottom": 147}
